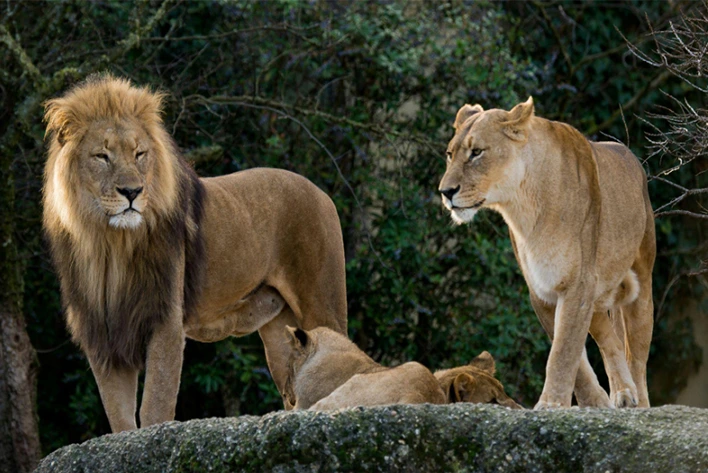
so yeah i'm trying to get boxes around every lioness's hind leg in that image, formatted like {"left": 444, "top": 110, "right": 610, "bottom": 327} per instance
{"left": 589, "top": 310, "right": 637, "bottom": 408}
{"left": 621, "top": 219, "right": 655, "bottom": 408}
{"left": 622, "top": 291, "right": 653, "bottom": 408}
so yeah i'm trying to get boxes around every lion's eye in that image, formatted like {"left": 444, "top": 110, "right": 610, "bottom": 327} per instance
{"left": 94, "top": 153, "right": 110, "bottom": 163}
{"left": 445, "top": 151, "right": 452, "bottom": 162}
{"left": 136, "top": 150, "right": 147, "bottom": 161}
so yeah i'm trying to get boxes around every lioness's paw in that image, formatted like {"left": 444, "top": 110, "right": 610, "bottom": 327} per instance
{"left": 575, "top": 387, "right": 612, "bottom": 408}
{"left": 611, "top": 388, "right": 638, "bottom": 408}
{"left": 534, "top": 400, "right": 563, "bottom": 410}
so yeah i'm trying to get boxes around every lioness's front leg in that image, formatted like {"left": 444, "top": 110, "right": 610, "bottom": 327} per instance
{"left": 529, "top": 292, "right": 610, "bottom": 408}
{"left": 87, "top": 358, "right": 138, "bottom": 432}
{"left": 139, "top": 317, "right": 185, "bottom": 427}
{"left": 536, "top": 285, "right": 595, "bottom": 409}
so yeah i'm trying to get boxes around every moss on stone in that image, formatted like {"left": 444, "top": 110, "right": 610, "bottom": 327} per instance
{"left": 36, "top": 404, "right": 708, "bottom": 473}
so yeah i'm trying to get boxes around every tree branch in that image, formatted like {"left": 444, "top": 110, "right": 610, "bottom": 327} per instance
{"left": 0, "top": 23, "right": 46, "bottom": 90}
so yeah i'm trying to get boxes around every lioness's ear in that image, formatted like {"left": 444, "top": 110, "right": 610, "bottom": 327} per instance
{"left": 285, "top": 325, "right": 309, "bottom": 349}
{"left": 452, "top": 373, "right": 477, "bottom": 403}
{"left": 502, "top": 96, "right": 534, "bottom": 142}
{"left": 454, "top": 104, "right": 484, "bottom": 129}
{"left": 469, "top": 351, "right": 495, "bottom": 374}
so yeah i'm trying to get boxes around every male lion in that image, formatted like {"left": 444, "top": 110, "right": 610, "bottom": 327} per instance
{"left": 434, "top": 351, "right": 522, "bottom": 409}
{"left": 438, "top": 98, "right": 655, "bottom": 409}
{"left": 283, "top": 326, "right": 445, "bottom": 410}
{"left": 43, "top": 75, "right": 347, "bottom": 432}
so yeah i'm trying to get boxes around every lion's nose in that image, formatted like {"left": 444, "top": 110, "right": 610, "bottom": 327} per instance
{"left": 117, "top": 186, "right": 143, "bottom": 203}
{"left": 440, "top": 186, "right": 460, "bottom": 201}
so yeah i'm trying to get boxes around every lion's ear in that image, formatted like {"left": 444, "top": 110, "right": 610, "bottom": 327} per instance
{"left": 502, "top": 96, "right": 534, "bottom": 141}
{"left": 454, "top": 104, "right": 484, "bottom": 129}
{"left": 469, "top": 351, "right": 495, "bottom": 374}
{"left": 44, "top": 98, "right": 73, "bottom": 146}
{"left": 285, "top": 325, "right": 309, "bottom": 349}
{"left": 452, "top": 373, "right": 477, "bottom": 402}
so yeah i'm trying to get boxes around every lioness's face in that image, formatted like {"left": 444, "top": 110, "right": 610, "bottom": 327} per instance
{"left": 76, "top": 121, "right": 155, "bottom": 229}
{"left": 438, "top": 98, "right": 534, "bottom": 224}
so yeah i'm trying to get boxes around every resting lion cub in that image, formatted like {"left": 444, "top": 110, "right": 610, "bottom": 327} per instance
{"left": 284, "top": 326, "right": 445, "bottom": 410}
{"left": 439, "top": 98, "right": 655, "bottom": 409}
{"left": 434, "top": 351, "right": 522, "bottom": 409}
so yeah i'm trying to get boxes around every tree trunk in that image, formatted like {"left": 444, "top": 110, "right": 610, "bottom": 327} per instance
{"left": 0, "top": 139, "right": 41, "bottom": 472}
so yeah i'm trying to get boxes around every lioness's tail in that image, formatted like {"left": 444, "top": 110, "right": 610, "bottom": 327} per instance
{"left": 614, "top": 269, "right": 640, "bottom": 307}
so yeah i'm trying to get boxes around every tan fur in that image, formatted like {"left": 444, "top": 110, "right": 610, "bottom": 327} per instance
{"left": 284, "top": 326, "right": 445, "bottom": 410}
{"left": 43, "top": 75, "right": 347, "bottom": 432}
{"left": 434, "top": 351, "right": 522, "bottom": 409}
{"left": 439, "top": 98, "right": 655, "bottom": 409}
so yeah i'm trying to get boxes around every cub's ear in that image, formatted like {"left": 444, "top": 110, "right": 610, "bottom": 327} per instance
{"left": 502, "top": 96, "right": 534, "bottom": 141}
{"left": 285, "top": 326, "right": 309, "bottom": 349}
{"left": 454, "top": 104, "right": 484, "bottom": 129}
{"left": 469, "top": 351, "right": 495, "bottom": 374}
{"left": 452, "top": 373, "right": 477, "bottom": 403}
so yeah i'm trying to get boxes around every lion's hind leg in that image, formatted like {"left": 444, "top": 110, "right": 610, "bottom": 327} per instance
{"left": 258, "top": 305, "right": 299, "bottom": 407}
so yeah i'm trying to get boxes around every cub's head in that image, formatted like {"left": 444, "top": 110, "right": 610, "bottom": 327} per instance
{"left": 434, "top": 351, "right": 523, "bottom": 409}
{"left": 44, "top": 74, "right": 178, "bottom": 233}
{"left": 438, "top": 97, "right": 535, "bottom": 224}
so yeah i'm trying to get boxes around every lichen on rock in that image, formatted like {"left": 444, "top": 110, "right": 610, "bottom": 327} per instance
{"left": 35, "top": 404, "right": 708, "bottom": 473}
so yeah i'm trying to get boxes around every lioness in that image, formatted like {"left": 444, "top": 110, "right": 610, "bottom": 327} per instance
{"left": 43, "top": 75, "right": 347, "bottom": 432}
{"left": 283, "top": 326, "right": 446, "bottom": 410}
{"left": 438, "top": 98, "right": 655, "bottom": 409}
{"left": 434, "top": 351, "right": 522, "bottom": 409}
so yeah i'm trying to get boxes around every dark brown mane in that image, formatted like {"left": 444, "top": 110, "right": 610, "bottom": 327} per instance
{"left": 48, "top": 155, "right": 205, "bottom": 372}
{"left": 43, "top": 75, "right": 206, "bottom": 373}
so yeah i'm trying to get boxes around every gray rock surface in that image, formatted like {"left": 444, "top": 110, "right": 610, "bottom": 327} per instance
{"left": 35, "top": 404, "right": 708, "bottom": 472}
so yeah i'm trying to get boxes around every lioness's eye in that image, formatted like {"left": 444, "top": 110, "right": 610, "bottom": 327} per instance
{"left": 136, "top": 150, "right": 147, "bottom": 161}
{"left": 470, "top": 148, "right": 484, "bottom": 158}
{"left": 94, "top": 153, "right": 110, "bottom": 163}
{"left": 445, "top": 151, "right": 452, "bottom": 162}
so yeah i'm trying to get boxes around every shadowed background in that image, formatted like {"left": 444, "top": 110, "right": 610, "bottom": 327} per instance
{"left": 0, "top": 0, "right": 705, "bottom": 462}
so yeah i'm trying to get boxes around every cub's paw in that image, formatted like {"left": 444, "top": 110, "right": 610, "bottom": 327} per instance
{"left": 611, "top": 388, "right": 638, "bottom": 408}
{"left": 534, "top": 400, "right": 563, "bottom": 410}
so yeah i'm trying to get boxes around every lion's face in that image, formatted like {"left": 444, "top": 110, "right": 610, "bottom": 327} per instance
{"left": 438, "top": 98, "right": 534, "bottom": 224}
{"left": 75, "top": 121, "right": 155, "bottom": 229}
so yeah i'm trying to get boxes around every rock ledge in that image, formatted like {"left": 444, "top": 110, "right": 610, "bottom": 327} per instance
{"left": 36, "top": 404, "right": 708, "bottom": 472}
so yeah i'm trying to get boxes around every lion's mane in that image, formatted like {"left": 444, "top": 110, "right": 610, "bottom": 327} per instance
{"left": 43, "top": 75, "right": 205, "bottom": 372}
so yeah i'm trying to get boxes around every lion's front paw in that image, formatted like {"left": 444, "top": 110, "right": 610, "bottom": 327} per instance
{"left": 534, "top": 400, "right": 563, "bottom": 410}
{"left": 611, "top": 388, "right": 638, "bottom": 408}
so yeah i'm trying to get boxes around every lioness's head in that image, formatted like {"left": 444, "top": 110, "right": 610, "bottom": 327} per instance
{"left": 44, "top": 74, "right": 178, "bottom": 233}
{"left": 434, "top": 351, "right": 523, "bottom": 409}
{"left": 438, "top": 97, "right": 535, "bottom": 224}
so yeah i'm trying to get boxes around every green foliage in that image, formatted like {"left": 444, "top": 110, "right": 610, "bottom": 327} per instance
{"left": 0, "top": 0, "right": 704, "bottom": 455}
